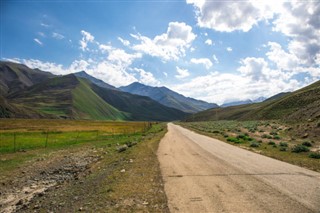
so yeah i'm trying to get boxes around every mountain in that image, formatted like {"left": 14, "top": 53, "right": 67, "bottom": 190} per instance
{"left": 119, "top": 82, "right": 217, "bottom": 113}
{"left": 74, "top": 71, "right": 117, "bottom": 90}
{"left": 221, "top": 97, "right": 266, "bottom": 107}
{"left": 221, "top": 100, "right": 253, "bottom": 107}
{"left": 1, "top": 62, "right": 187, "bottom": 121}
{"left": 0, "top": 61, "right": 54, "bottom": 95}
{"left": 92, "top": 84, "right": 188, "bottom": 121}
{"left": 186, "top": 80, "right": 320, "bottom": 122}
{"left": 7, "top": 74, "right": 128, "bottom": 120}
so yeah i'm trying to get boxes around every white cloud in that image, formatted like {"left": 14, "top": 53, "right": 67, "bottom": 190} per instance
{"left": 272, "top": 2, "right": 320, "bottom": 66}
{"left": 79, "top": 30, "right": 95, "bottom": 51}
{"left": 133, "top": 68, "right": 160, "bottom": 86}
{"left": 38, "top": 32, "right": 45, "bottom": 37}
{"left": 226, "top": 47, "right": 232, "bottom": 52}
{"left": 266, "top": 42, "right": 299, "bottom": 71}
{"left": 107, "top": 48, "right": 142, "bottom": 66}
{"left": 186, "top": 0, "right": 277, "bottom": 32}
{"left": 52, "top": 32, "right": 64, "bottom": 40}
{"left": 190, "top": 58, "right": 213, "bottom": 69}
{"left": 118, "top": 37, "right": 130, "bottom": 46}
{"left": 212, "top": 54, "right": 219, "bottom": 64}
{"left": 34, "top": 38, "right": 43, "bottom": 46}
{"left": 163, "top": 72, "right": 168, "bottom": 77}
{"left": 40, "top": 23, "right": 50, "bottom": 28}
{"left": 205, "top": 39, "right": 213, "bottom": 45}
{"left": 175, "top": 66, "right": 190, "bottom": 79}
{"left": 131, "top": 22, "right": 196, "bottom": 61}
{"left": 69, "top": 60, "right": 89, "bottom": 72}
{"left": 172, "top": 70, "right": 301, "bottom": 105}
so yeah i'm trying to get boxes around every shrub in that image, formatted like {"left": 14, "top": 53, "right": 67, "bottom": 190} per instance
{"left": 227, "top": 137, "right": 240, "bottom": 143}
{"left": 250, "top": 142, "right": 260, "bottom": 147}
{"left": 273, "top": 135, "right": 281, "bottom": 140}
{"left": 302, "top": 141, "right": 312, "bottom": 147}
{"left": 237, "top": 134, "right": 246, "bottom": 139}
{"left": 279, "top": 142, "right": 288, "bottom": 147}
{"left": 273, "top": 144, "right": 277, "bottom": 148}
{"left": 268, "top": 141, "right": 276, "bottom": 145}
{"left": 309, "top": 152, "right": 320, "bottom": 159}
{"left": 261, "top": 134, "right": 268, "bottom": 138}
{"left": 291, "top": 145, "right": 309, "bottom": 153}
{"left": 223, "top": 134, "right": 229, "bottom": 138}
{"left": 279, "top": 147, "right": 287, "bottom": 152}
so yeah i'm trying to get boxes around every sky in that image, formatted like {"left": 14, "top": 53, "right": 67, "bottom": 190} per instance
{"left": 1, "top": 0, "right": 320, "bottom": 105}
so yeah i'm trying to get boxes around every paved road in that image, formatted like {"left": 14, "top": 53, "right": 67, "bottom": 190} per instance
{"left": 157, "top": 123, "right": 320, "bottom": 213}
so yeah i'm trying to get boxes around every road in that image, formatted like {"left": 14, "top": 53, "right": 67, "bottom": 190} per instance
{"left": 157, "top": 123, "right": 320, "bottom": 213}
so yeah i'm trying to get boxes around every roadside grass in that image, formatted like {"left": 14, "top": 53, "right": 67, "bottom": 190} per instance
{"left": 0, "top": 120, "right": 168, "bottom": 212}
{"left": 178, "top": 121, "right": 320, "bottom": 172}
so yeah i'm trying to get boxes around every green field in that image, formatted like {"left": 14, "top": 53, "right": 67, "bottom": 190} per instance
{"left": 178, "top": 120, "right": 320, "bottom": 172}
{"left": 0, "top": 119, "right": 152, "bottom": 153}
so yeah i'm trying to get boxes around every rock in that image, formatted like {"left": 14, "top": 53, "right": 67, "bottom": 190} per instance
{"left": 79, "top": 207, "right": 83, "bottom": 211}
{"left": 120, "top": 169, "right": 126, "bottom": 173}
{"left": 16, "top": 199, "right": 24, "bottom": 205}
{"left": 129, "top": 159, "right": 133, "bottom": 163}
{"left": 117, "top": 145, "right": 128, "bottom": 152}
{"left": 142, "top": 201, "right": 149, "bottom": 205}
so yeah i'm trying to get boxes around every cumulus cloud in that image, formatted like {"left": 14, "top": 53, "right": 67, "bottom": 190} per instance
{"left": 175, "top": 66, "right": 190, "bottom": 79}
{"left": 266, "top": 42, "right": 299, "bottom": 71}
{"left": 186, "top": 0, "right": 276, "bottom": 32}
{"left": 172, "top": 70, "right": 301, "bottom": 105}
{"left": 34, "top": 38, "right": 43, "bottom": 46}
{"left": 79, "top": 30, "right": 95, "bottom": 51}
{"left": 272, "top": 2, "right": 320, "bottom": 66}
{"left": 52, "top": 32, "right": 64, "bottom": 40}
{"left": 133, "top": 68, "right": 160, "bottom": 86}
{"left": 205, "top": 39, "right": 213, "bottom": 45}
{"left": 130, "top": 22, "right": 196, "bottom": 61}
{"left": 190, "top": 58, "right": 213, "bottom": 69}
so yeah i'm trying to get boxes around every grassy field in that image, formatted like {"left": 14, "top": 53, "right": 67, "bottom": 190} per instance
{"left": 0, "top": 119, "right": 151, "bottom": 153}
{"left": 178, "top": 121, "right": 320, "bottom": 172}
{"left": 0, "top": 119, "right": 168, "bottom": 212}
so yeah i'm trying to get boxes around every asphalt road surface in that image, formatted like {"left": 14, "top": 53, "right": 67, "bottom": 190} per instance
{"left": 157, "top": 123, "right": 320, "bottom": 213}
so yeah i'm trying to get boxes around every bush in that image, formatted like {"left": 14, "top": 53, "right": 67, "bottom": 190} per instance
{"left": 273, "top": 135, "right": 281, "bottom": 140}
{"left": 291, "top": 145, "right": 309, "bottom": 153}
{"left": 309, "top": 152, "right": 320, "bottom": 159}
{"left": 302, "top": 141, "right": 312, "bottom": 147}
{"left": 250, "top": 142, "right": 260, "bottom": 147}
{"left": 261, "top": 134, "right": 268, "bottom": 138}
{"left": 268, "top": 141, "right": 276, "bottom": 145}
{"left": 279, "top": 147, "right": 287, "bottom": 152}
{"left": 279, "top": 142, "right": 288, "bottom": 147}
{"left": 227, "top": 137, "right": 240, "bottom": 143}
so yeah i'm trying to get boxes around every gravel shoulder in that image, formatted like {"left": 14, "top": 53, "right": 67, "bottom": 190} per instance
{"left": 158, "top": 123, "right": 320, "bottom": 213}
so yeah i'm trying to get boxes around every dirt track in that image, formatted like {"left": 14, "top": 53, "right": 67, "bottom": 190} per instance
{"left": 157, "top": 123, "right": 320, "bottom": 213}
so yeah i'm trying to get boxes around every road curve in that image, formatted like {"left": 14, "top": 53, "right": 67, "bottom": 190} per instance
{"left": 157, "top": 123, "right": 320, "bottom": 213}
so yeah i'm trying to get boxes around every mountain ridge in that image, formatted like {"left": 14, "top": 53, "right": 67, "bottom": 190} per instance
{"left": 120, "top": 82, "right": 218, "bottom": 113}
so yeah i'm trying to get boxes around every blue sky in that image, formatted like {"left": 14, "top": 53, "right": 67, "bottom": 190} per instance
{"left": 1, "top": 1, "right": 319, "bottom": 105}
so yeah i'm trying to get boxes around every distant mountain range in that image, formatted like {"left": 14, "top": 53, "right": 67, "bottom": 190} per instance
{"left": 74, "top": 71, "right": 118, "bottom": 90}
{"left": 120, "top": 82, "right": 217, "bottom": 113}
{"left": 185, "top": 80, "right": 320, "bottom": 122}
{"left": 0, "top": 61, "right": 188, "bottom": 121}
{"left": 221, "top": 97, "right": 266, "bottom": 107}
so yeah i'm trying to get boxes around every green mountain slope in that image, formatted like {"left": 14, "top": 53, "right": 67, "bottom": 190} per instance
{"left": 92, "top": 84, "right": 188, "bottom": 121}
{"left": 187, "top": 80, "right": 320, "bottom": 122}
{"left": 72, "top": 78, "right": 128, "bottom": 120}
{"left": 8, "top": 74, "right": 128, "bottom": 120}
